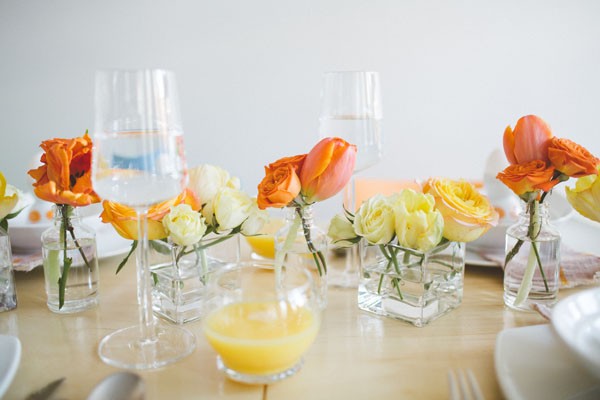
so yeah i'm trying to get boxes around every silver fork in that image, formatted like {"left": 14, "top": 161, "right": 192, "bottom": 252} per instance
{"left": 448, "top": 369, "right": 485, "bottom": 400}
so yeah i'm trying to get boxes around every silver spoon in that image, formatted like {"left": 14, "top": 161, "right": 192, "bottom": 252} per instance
{"left": 86, "top": 372, "right": 145, "bottom": 400}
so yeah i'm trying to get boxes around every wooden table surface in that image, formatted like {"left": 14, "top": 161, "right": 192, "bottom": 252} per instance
{"left": 2, "top": 251, "right": 593, "bottom": 400}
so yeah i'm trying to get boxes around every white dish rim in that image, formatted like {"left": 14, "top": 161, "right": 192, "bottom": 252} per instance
{"left": 551, "top": 287, "right": 600, "bottom": 381}
{"left": 0, "top": 335, "right": 21, "bottom": 398}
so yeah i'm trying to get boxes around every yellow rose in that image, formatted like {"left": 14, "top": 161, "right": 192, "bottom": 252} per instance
{"left": 241, "top": 199, "right": 269, "bottom": 235}
{"left": 188, "top": 164, "right": 239, "bottom": 208}
{"left": 327, "top": 214, "right": 358, "bottom": 247}
{"left": 565, "top": 166, "right": 600, "bottom": 223}
{"left": 391, "top": 189, "right": 444, "bottom": 252}
{"left": 423, "top": 178, "right": 499, "bottom": 242}
{"left": 213, "top": 187, "right": 253, "bottom": 231}
{"left": 0, "top": 172, "right": 19, "bottom": 222}
{"left": 162, "top": 204, "right": 207, "bottom": 246}
{"left": 353, "top": 194, "right": 396, "bottom": 245}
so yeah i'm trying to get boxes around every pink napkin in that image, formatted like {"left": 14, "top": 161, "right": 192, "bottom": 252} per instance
{"left": 473, "top": 245, "right": 600, "bottom": 288}
{"left": 12, "top": 252, "right": 43, "bottom": 272}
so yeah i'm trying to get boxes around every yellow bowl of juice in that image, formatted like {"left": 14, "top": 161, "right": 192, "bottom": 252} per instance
{"left": 202, "top": 261, "right": 321, "bottom": 384}
{"left": 244, "top": 218, "right": 284, "bottom": 259}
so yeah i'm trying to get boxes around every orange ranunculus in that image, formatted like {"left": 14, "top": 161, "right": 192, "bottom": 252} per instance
{"left": 268, "top": 154, "right": 306, "bottom": 172}
{"left": 299, "top": 137, "right": 357, "bottom": 203}
{"left": 257, "top": 161, "right": 303, "bottom": 210}
{"left": 503, "top": 115, "right": 553, "bottom": 165}
{"left": 547, "top": 137, "right": 600, "bottom": 178}
{"left": 101, "top": 189, "right": 200, "bottom": 240}
{"left": 28, "top": 133, "right": 100, "bottom": 207}
{"left": 423, "top": 178, "right": 499, "bottom": 243}
{"left": 496, "top": 160, "right": 558, "bottom": 196}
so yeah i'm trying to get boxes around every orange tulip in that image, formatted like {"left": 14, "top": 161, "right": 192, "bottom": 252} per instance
{"left": 28, "top": 133, "right": 100, "bottom": 207}
{"left": 257, "top": 156, "right": 305, "bottom": 210}
{"left": 299, "top": 137, "right": 357, "bottom": 203}
{"left": 496, "top": 160, "right": 558, "bottom": 196}
{"left": 101, "top": 189, "right": 200, "bottom": 240}
{"left": 503, "top": 115, "right": 553, "bottom": 165}
{"left": 547, "top": 137, "right": 599, "bottom": 178}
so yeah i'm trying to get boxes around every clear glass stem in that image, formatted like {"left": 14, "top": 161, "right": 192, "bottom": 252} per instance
{"left": 136, "top": 208, "right": 156, "bottom": 343}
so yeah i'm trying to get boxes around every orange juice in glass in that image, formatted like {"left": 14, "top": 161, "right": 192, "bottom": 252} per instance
{"left": 244, "top": 218, "right": 284, "bottom": 259}
{"left": 202, "top": 261, "right": 321, "bottom": 384}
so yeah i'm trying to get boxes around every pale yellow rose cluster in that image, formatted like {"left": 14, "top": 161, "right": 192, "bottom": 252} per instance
{"left": 188, "top": 164, "right": 268, "bottom": 236}
{"left": 566, "top": 165, "right": 600, "bottom": 223}
{"left": 329, "top": 190, "right": 443, "bottom": 252}
{"left": 328, "top": 179, "right": 498, "bottom": 252}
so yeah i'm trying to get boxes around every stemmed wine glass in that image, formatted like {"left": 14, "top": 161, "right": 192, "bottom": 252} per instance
{"left": 92, "top": 69, "right": 195, "bottom": 369}
{"left": 319, "top": 71, "right": 383, "bottom": 287}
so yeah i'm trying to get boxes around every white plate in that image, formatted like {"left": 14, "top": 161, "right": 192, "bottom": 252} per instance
{"left": 495, "top": 324, "right": 600, "bottom": 400}
{"left": 552, "top": 288, "right": 600, "bottom": 381}
{"left": 0, "top": 335, "right": 21, "bottom": 398}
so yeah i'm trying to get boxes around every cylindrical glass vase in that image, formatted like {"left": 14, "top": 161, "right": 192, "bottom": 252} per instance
{"left": 41, "top": 205, "right": 99, "bottom": 313}
{"left": 275, "top": 206, "right": 328, "bottom": 308}
{"left": 503, "top": 200, "right": 560, "bottom": 311}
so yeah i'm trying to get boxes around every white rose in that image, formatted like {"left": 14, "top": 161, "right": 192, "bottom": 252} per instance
{"left": 327, "top": 214, "right": 358, "bottom": 247}
{"left": 162, "top": 204, "right": 207, "bottom": 246}
{"left": 188, "top": 164, "right": 240, "bottom": 207}
{"left": 241, "top": 199, "right": 269, "bottom": 235}
{"left": 213, "top": 187, "right": 253, "bottom": 231}
{"left": 392, "top": 189, "right": 444, "bottom": 252}
{"left": 353, "top": 194, "right": 395, "bottom": 245}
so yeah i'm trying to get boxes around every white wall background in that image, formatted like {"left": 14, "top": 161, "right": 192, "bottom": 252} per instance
{"left": 2, "top": 0, "right": 600, "bottom": 219}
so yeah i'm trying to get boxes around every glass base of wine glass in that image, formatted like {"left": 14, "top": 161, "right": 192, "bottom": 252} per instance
{"left": 216, "top": 356, "right": 304, "bottom": 384}
{"left": 98, "top": 323, "right": 196, "bottom": 370}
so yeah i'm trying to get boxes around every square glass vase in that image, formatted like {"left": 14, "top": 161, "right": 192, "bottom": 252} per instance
{"left": 150, "top": 235, "right": 240, "bottom": 324}
{"left": 358, "top": 240, "right": 465, "bottom": 327}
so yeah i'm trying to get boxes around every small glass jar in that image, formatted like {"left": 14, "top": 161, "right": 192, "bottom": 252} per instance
{"left": 275, "top": 205, "right": 328, "bottom": 308}
{"left": 358, "top": 240, "right": 465, "bottom": 327}
{"left": 503, "top": 200, "right": 560, "bottom": 311}
{"left": 41, "top": 205, "right": 99, "bottom": 313}
{"left": 151, "top": 234, "right": 240, "bottom": 324}
{"left": 0, "top": 227, "right": 17, "bottom": 312}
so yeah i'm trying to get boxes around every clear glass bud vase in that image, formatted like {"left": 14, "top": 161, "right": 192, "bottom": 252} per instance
{"left": 275, "top": 205, "right": 328, "bottom": 308}
{"left": 0, "top": 227, "right": 17, "bottom": 312}
{"left": 504, "top": 200, "right": 560, "bottom": 311}
{"left": 41, "top": 205, "right": 99, "bottom": 313}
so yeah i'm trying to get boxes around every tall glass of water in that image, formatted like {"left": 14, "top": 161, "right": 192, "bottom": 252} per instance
{"left": 92, "top": 69, "right": 195, "bottom": 369}
{"left": 319, "top": 71, "right": 383, "bottom": 287}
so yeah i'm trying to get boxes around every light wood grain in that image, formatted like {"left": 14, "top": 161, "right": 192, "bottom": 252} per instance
{"left": 2, "top": 252, "right": 593, "bottom": 400}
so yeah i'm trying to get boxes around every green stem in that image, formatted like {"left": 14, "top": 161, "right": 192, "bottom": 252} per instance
{"left": 57, "top": 204, "right": 73, "bottom": 310}
{"left": 296, "top": 206, "right": 326, "bottom": 276}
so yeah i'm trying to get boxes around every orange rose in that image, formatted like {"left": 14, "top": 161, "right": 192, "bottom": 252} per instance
{"left": 101, "top": 189, "right": 200, "bottom": 240}
{"left": 299, "top": 137, "right": 357, "bottom": 203}
{"left": 257, "top": 161, "right": 302, "bottom": 210}
{"left": 548, "top": 137, "right": 599, "bottom": 178}
{"left": 496, "top": 160, "right": 558, "bottom": 196}
{"left": 503, "top": 115, "right": 553, "bottom": 165}
{"left": 28, "top": 133, "right": 100, "bottom": 207}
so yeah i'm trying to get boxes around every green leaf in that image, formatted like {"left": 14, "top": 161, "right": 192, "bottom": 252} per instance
{"left": 149, "top": 239, "right": 170, "bottom": 255}
{"left": 116, "top": 241, "right": 137, "bottom": 274}
{"left": 152, "top": 272, "right": 159, "bottom": 286}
